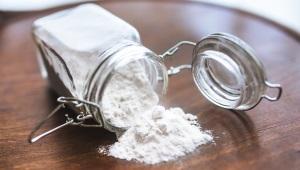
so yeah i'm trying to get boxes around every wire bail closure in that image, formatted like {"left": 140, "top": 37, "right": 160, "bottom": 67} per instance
{"left": 160, "top": 41, "right": 196, "bottom": 76}
{"left": 263, "top": 81, "right": 282, "bottom": 101}
{"left": 159, "top": 38, "right": 282, "bottom": 109}
{"left": 28, "top": 97, "right": 103, "bottom": 143}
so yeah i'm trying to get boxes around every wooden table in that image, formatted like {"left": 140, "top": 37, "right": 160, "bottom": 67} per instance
{"left": 0, "top": 1, "right": 299, "bottom": 169}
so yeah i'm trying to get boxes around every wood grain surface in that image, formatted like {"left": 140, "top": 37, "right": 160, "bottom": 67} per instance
{"left": 0, "top": 1, "right": 300, "bottom": 170}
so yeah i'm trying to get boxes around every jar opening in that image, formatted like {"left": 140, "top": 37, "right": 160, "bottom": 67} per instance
{"left": 192, "top": 50, "right": 244, "bottom": 109}
{"left": 86, "top": 44, "right": 167, "bottom": 130}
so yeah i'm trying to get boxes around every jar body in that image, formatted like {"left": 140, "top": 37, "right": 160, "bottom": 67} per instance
{"left": 33, "top": 4, "right": 168, "bottom": 130}
{"left": 33, "top": 4, "right": 141, "bottom": 99}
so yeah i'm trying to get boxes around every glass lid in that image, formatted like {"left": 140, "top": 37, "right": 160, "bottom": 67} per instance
{"left": 191, "top": 33, "right": 282, "bottom": 110}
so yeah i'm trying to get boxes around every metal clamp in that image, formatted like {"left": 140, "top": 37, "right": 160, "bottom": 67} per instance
{"left": 167, "top": 65, "right": 192, "bottom": 76}
{"left": 160, "top": 41, "right": 196, "bottom": 59}
{"left": 262, "top": 81, "right": 282, "bottom": 101}
{"left": 28, "top": 97, "right": 102, "bottom": 143}
{"left": 160, "top": 41, "right": 196, "bottom": 76}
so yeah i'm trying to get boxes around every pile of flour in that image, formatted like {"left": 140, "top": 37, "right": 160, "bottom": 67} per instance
{"left": 101, "top": 62, "right": 213, "bottom": 164}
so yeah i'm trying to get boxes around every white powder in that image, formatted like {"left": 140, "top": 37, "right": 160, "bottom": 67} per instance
{"left": 108, "top": 106, "right": 213, "bottom": 164}
{"left": 101, "top": 62, "right": 213, "bottom": 164}
{"left": 102, "top": 62, "right": 159, "bottom": 128}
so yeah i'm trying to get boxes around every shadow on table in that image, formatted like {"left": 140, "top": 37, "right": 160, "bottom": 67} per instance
{"left": 199, "top": 106, "right": 262, "bottom": 161}
{"left": 31, "top": 88, "right": 117, "bottom": 150}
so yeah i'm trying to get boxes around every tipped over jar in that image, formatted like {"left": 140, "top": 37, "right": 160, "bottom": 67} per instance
{"left": 30, "top": 4, "right": 282, "bottom": 142}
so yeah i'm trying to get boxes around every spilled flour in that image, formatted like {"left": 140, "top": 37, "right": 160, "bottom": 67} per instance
{"left": 100, "top": 62, "right": 213, "bottom": 164}
{"left": 107, "top": 106, "right": 213, "bottom": 164}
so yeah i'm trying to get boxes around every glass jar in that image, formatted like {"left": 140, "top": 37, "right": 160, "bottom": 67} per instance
{"left": 32, "top": 4, "right": 167, "bottom": 135}
{"left": 29, "top": 4, "right": 281, "bottom": 143}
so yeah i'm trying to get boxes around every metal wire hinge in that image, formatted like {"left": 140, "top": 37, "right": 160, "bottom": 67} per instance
{"left": 160, "top": 41, "right": 196, "bottom": 76}
{"left": 263, "top": 81, "right": 282, "bottom": 101}
{"left": 28, "top": 97, "right": 103, "bottom": 143}
{"left": 167, "top": 65, "right": 192, "bottom": 76}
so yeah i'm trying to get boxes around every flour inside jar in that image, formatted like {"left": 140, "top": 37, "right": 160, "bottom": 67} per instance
{"left": 102, "top": 61, "right": 159, "bottom": 128}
